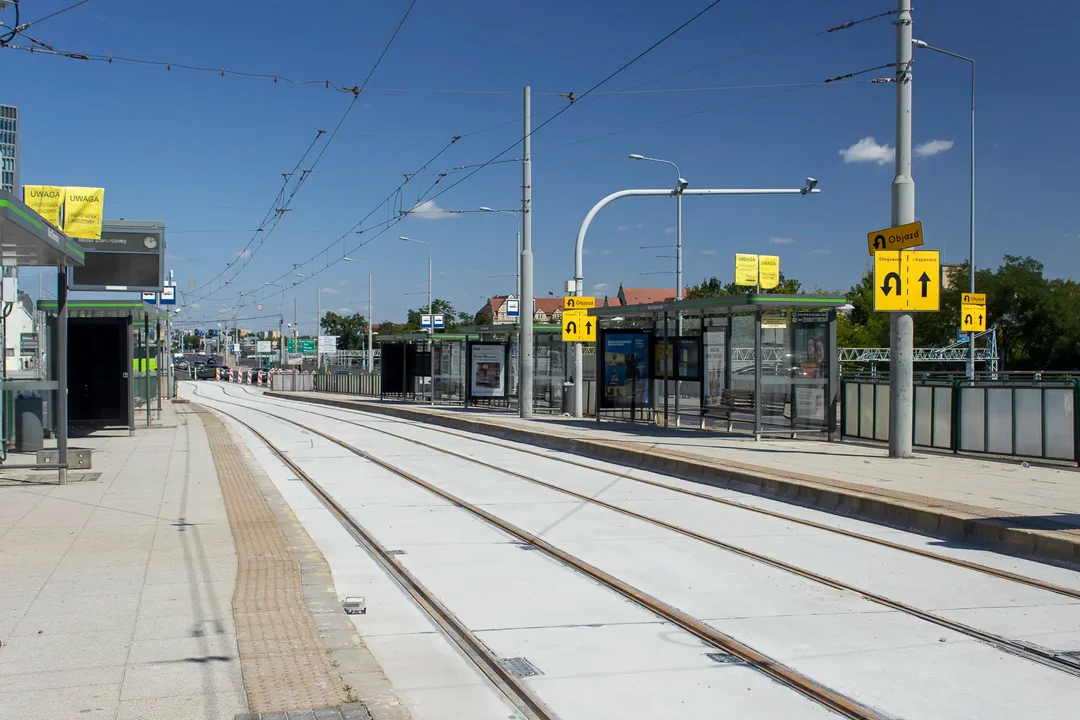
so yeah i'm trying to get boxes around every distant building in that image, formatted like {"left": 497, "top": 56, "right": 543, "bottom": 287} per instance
{"left": 257, "top": 329, "right": 282, "bottom": 340}
{"left": 941, "top": 264, "right": 965, "bottom": 290}
{"left": 603, "top": 284, "right": 683, "bottom": 307}
{"left": 0, "top": 104, "right": 18, "bottom": 194}
{"left": 476, "top": 295, "right": 564, "bottom": 325}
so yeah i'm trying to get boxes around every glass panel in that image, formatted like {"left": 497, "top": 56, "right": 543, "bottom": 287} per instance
{"left": 986, "top": 388, "right": 1013, "bottom": 454}
{"left": 914, "top": 385, "right": 933, "bottom": 446}
{"left": 844, "top": 382, "right": 859, "bottom": 437}
{"left": 703, "top": 329, "right": 727, "bottom": 411}
{"left": 790, "top": 318, "right": 829, "bottom": 431}
{"left": 1044, "top": 389, "right": 1075, "bottom": 460}
{"left": 932, "top": 386, "right": 953, "bottom": 449}
{"left": 874, "top": 385, "right": 890, "bottom": 441}
{"left": 859, "top": 383, "right": 875, "bottom": 440}
{"left": 759, "top": 318, "right": 791, "bottom": 428}
{"left": 1013, "top": 389, "right": 1043, "bottom": 458}
{"left": 959, "top": 387, "right": 985, "bottom": 452}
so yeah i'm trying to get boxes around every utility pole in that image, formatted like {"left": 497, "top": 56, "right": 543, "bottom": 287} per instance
{"left": 519, "top": 85, "right": 534, "bottom": 418}
{"left": 317, "top": 287, "right": 322, "bottom": 370}
{"left": 889, "top": 0, "right": 915, "bottom": 458}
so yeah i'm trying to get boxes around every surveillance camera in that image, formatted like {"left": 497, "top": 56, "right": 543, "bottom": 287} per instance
{"left": 802, "top": 177, "right": 819, "bottom": 195}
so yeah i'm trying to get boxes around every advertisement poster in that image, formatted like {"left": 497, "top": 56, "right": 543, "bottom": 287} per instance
{"left": 676, "top": 337, "right": 700, "bottom": 381}
{"left": 704, "top": 330, "right": 727, "bottom": 407}
{"left": 795, "top": 387, "right": 826, "bottom": 421}
{"left": 793, "top": 323, "right": 828, "bottom": 379}
{"left": 470, "top": 344, "right": 505, "bottom": 398}
{"left": 602, "top": 332, "right": 650, "bottom": 407}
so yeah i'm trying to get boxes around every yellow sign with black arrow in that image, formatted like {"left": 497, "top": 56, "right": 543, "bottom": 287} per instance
{"left": 961, "top": 292, "right": 986, "bottom": 306}
{"left": 564, "top": 295, "right": 596, "bottom": 310}
{"left": 867, "top": 221, "right": 924, "bottom": 255}
{"left": 873, "top": 250, "right": 940, "bottom": 312}
{"left": 961, "top": 304, "right": 986, "bottom": 332}
{"left": 562, "top": 308, "right": 596, "bottom": 342}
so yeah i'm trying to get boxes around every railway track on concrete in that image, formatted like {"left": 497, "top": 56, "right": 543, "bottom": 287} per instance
{"left": 193, "top": 386, "right": 892, "bottom": 719}
{"left": 204, "top": 385, "right": 1080, "bottom": 681}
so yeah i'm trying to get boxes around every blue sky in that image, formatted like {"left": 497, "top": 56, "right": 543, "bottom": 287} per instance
{"left": 5, "top": 0, "right": 1078, "bottom": 333}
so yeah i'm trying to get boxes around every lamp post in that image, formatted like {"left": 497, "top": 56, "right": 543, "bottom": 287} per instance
{"left": 913, "top": 37, "right": 976, "bottom": 379}
{"left": 629, "top": 154, "right": 689, "bottom": 423}
{"left": 478, "top": 207, "right": 522, "bottom": 304}
{"left": 343, "top": 257, "right": 375, "bottom": 373}
{"left": 263, "top": 282, "right": 286, "bottom": 367}
{"left": 400, "top": 236, "right": 434, "bottom": 406}
{"left": 570, "top": 181, "right": 821, "bottom": 418}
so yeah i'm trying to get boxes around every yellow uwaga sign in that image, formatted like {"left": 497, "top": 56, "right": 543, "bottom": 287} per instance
{"left": 735, "top": 253, "right": 759, "bottom": 286}
{"left": 867, "top": 220, "right": 924, "bottom": 256}
{"left": 758, "top": 255, "right": 780, "bottom": 290}
{"left": 735, "top": 254, "right": 780, "bottom": 289}
{"left": 23, "top": 186, "right": 66, "bottom": 226}
{"left": 63, "top": 187, "right": 105, "bottom": 240}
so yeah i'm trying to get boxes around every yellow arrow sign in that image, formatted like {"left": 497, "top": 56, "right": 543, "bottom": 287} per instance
{"left": 564, "top": 295, "right": 596, "bottom": 310}
{"left": 873, "top": 250, "right": 940, "bottom": 312}
{"left": 961, "top": 304, "right": 986, "bottom": 332}
{"left": 961, "top": 292, "right": 986, "bottom": 306}
{"left": 867, "top": 221, "right": 924, "bottom": 255}
{"left": 561, "top": 308, "right": 596, "bottom": 342}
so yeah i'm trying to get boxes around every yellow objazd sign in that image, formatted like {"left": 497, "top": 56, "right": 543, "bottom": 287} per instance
{"left": 23, "top": 186, "right": 66, "bottom": 226}
{"left": 867, "top": 220, "right": 925, "bottom": 255}
{"left": 759, "top": 255, "right": 780, "bottom": 289}
{"left": 735, "top": 254, "right": 759, "bottom": 286}
{"left": 873, "top": 250, "right": 940, "bottom": 312}
{"left": 961, "top": 292, "right": 986, "bottom": 306}
{"left": 63, "top": 187, "right": 105, "bottom": 240}
{"left": 564, "top": 296, "right": 596, "bottom": 310}
{"left": 961, "top": 304, "right": 986, "bottom": 332}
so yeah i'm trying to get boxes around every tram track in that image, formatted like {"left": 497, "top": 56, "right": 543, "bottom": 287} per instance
{"left": 203, "top": 385, "right": 1080, "bottom": 679}
{"left": 191, "top": 387, "right": 892, "bottom": 720}
{"left": 237, "top": 385, "right": 1080, "bottom": 602}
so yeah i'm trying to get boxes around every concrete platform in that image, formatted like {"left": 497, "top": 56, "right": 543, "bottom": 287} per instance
{"left": 0, "top": 399, "right": 394, "bottom": 720}
{"left": 268, "top": 391, "right": 1080, "bottom": 567}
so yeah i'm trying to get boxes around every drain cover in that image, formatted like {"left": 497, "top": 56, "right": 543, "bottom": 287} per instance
{"left": 706, "top": 652, "right": 744, "bottom": 665}
{"left": 498, "top": 657, "right": 542, "bottom": 677}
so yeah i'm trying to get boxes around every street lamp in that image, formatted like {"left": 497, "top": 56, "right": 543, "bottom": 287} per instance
{"left": 399, "top": 236, "right": 434, "bottom": 406}
{"left": 628, "top": 154, "right": 688, "bottom": 303}
{"left": 629, "top": 154, "right": 689, "bottom": 424}
{"left": 479, "top": 207, "right": 522, "bottom": 304}
{"left": 264, "top": 282, "right": 286, "bottom": 367}
{"left": 913, "top": 37, "right": 977, "bottom": 379}
{"left": 343, "top": 257, "right": 375, "bottom": 373}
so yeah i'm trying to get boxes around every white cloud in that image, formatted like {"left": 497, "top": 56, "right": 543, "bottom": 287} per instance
{"left": 598, "top": 249, "right": 613, "bottom": 256}
{"left": 234, "top": 249, "right": 252, "bottom": 259}
{"left": 812, "top": 249, "right": 831, "bottom": 254}
{"left": 189, "top": 303, "right": 201, "bottom": 310}
{"left": 616, "top": 224, "right": 630, "bottom": 232}
{"left": 769, "top": 237, "right": 796, "bottom": 244}
{"left": 593, "top": 283, "right": 610, "bottom": 293}
{"left": 636, "top": 223, "right": 645, "bottom": 229}
{"left": 664, "top": 227, "right": 676, "bottom": 235}
{"left": 407, "top": 199, "right": 458, "bottom": 219}
{"left": 321, "top": 287, "right": 339, "bottom": 294}
{"left": 915, "top": 139, "right": 954, "bottom": 157}
{"left": 701, "top": 249, "right": 717, "bottom": 255}
{"left": 839, "top": 136, "right": 894, "bottom": 165}
{"left": 337, "top": 307, "right": 353, "bottom": 314}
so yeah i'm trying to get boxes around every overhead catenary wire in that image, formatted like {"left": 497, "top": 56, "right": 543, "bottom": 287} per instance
{"left": 191, "top": 0, "right": 421, "bottom": 302}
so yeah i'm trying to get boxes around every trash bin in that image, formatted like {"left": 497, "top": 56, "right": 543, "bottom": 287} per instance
{"left": 561, "top": 381, "right": 575, "bottom": 415}
{"left": 15, "top": 395, "right": 44, "bottom": 453}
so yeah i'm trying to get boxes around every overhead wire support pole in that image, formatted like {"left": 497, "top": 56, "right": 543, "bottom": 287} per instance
{"left": 572, "top": 184, "right": 820, "bottom": 418}
{"left": 520, "top": 86, "right": 534, "bottom": 418}
{"left": 889, "top": 0, "right": 916, "bottom": 458}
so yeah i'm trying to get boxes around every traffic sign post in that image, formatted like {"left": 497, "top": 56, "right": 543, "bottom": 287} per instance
{"left": 961, "top": 292, "right": 986, "bottom": 306}
{"left": 561, "top": 309, "right": 595, "bottom": 342}
{"left": 506, "top": 297, "right": 520, "bottom": 318}
{"left": 873, "top": 250, "right": 940, "bottom": 312}
{"left": 867, "top": 220, "right": 924, "bottom": 255}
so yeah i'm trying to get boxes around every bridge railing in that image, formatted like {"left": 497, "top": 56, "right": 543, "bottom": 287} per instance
{"left": 842, "top": 377, "right": 1079, "bottom": 464}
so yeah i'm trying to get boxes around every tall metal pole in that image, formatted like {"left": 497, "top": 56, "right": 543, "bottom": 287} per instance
{"left": 317, "top": 287, "right": 322, "bottom": 370}
{"left": 367, "top": 271, "right": 373, "bottom": 373}
{"left": 56, "top": 268, "right": 68, "bottom": 485}
{"left": 520, "top": 85, "right": 535, "bottom": 418}
{"left": 968, "top": 60, "right": 976, "bottom": 379}
{"left": 889, "top": 0, "right": 915, "bottom": 458}
{"left": 674, "top": 184, "right": 683, "bottom": 424}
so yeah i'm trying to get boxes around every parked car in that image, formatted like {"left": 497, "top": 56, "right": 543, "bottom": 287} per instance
{"left": 196, "top": 363, "right": 228, "bottom": 380}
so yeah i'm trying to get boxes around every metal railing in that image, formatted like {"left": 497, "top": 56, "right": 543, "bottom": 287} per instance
{"left": 842, "top": 377, "right": 1079, "bottom": 463}
{"left": 316, "top": 372, "right": 381, "bottom": 396}
{"left": 270, "top": 372, "right": 315, "bottom": 392}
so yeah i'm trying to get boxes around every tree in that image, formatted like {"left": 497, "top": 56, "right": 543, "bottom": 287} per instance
{"left": 319, "top": 311, "right": 368, "bottom": 350}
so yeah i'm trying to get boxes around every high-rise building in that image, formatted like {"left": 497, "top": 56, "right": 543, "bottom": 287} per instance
{"left": 0, "top": 104, "right": 18, "bottom": 194}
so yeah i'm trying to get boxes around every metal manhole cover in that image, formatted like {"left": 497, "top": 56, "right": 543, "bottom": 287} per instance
{"left": 705, "top": 652, "right": 744, "bottom": 665}
{"left": 498, "top": 657, "right": 543, "bottom": 677}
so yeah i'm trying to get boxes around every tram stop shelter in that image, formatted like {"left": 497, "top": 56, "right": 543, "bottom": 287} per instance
{"left": 39, "top": 300, "right": 170, "bottom": 435}
{"left": 588, "top": 293, "right": 848, "bottom": 438}
{"left": 375, "top": 325, "right": 567, "bottom": 410}
{"left": 0, "top": 190, "right": 86, "bottom": 483}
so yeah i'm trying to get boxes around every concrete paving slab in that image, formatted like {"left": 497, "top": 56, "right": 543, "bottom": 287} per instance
{"left": 0, "top": 682, "right": 121, "bottom": 720}
{"left": 116, "top": 688, "right": 249, "bottom": 720}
